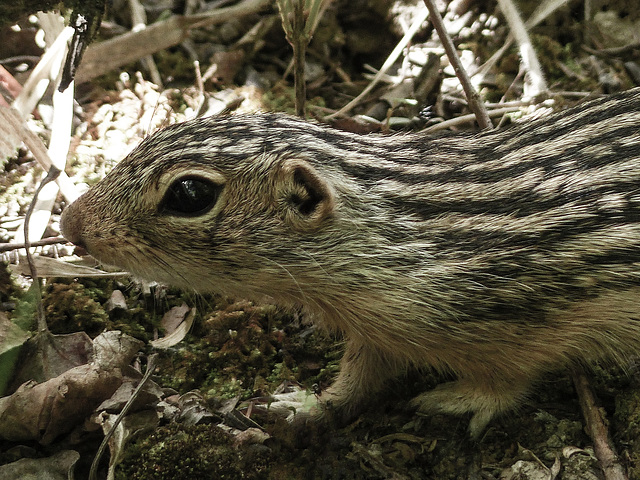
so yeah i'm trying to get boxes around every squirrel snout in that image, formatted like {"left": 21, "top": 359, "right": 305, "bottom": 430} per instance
{"left": 60, "top": 203, "right": 87, "bottom": 250}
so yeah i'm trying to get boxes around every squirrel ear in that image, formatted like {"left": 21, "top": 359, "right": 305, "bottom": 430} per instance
{"left": 280, "top": 159, "right": 335, "bottom": 229}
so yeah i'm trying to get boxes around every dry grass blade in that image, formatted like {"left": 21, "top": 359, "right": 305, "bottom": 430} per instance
{"left": 22, "top": 165, "right": 61, "bottom": 334}
{"left": 476, "top": 0, "right": 569, "bottom": 88}
{"left": 15, "top": 58, "right": 75, "bottom": 247}
{"left": 496, "top": 0, "right": 547, "bottom": 97}
{"left": 8, "top": 256, "right": 129, "bottom": 278}
{"left": 0, "top": 107, "right": 79, "bottom": 203}
{"left": 128, "top": 0, "right": 163, "bottom": 87}
{"left": 327, "top": 6, "right": 429, "bottom": 119}
{"left": 12, "top": 26, "right": 72, "bottom": 118}
{"left": 10, "top": 17, "right": 77, "bottom": 253}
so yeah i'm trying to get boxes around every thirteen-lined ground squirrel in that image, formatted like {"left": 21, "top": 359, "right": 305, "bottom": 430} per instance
{"left": 61, "top": 88, "right": 640, "bottom": 435}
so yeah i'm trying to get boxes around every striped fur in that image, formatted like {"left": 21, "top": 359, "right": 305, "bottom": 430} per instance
{"left": 61, "top": 88, "right": 640, "bottom": 434}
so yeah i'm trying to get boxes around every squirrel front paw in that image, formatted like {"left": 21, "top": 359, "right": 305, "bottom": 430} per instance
{"left": 248, "top": 383, "right": 321, "bottom": 423}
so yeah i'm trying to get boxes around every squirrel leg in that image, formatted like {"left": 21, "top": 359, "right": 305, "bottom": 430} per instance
{"left": 266, "top": 340, "right": 403, "bottom": 424}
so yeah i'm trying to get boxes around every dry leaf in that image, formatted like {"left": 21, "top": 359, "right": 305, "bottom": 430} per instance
{"left": 96, "top": 379, "right": 164, "bottom": 413}
{"left": 9, "top": 330, "right": 93, "bottom": 390}
{"left": 9, "top": 256, "right": 128, "bottom": 278}
{"left": 0, "top": 364, "right": 124, "bottom": 444}
{"left": 160, "top": 303, "right": 190, "bottom": 333}
{"left": 0, "top": 450, "right": 80, "bottom": 480}
{"left": 0, "top": 331, "right": 143, "bottom": 444}
{"left": 150, "top": 306, "right": 195, "bottom": 349}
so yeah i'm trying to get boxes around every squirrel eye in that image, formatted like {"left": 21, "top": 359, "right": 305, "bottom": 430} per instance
{"left": 159, "top": 177, "right": 222, "bottom": 216}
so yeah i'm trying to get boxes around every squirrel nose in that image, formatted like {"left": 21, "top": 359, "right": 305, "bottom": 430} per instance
{"left": 60, "top": 203, "right": 87, "bottom": 249}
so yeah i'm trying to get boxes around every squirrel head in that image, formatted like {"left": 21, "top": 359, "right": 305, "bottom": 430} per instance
{"left": 61, "top": 114, "right": 340, "bottom": 300}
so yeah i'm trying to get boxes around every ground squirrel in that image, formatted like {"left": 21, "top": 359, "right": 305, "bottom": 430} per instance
{"left": 61, "top": 88, "right": 640, "bottom": 435}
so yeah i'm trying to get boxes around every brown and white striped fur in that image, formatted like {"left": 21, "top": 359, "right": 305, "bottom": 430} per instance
{"left": 61, "top": 88, "right": 640, "bottom": 434}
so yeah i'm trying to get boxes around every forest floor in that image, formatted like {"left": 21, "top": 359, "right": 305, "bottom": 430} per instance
{"left": 1, "top": 0, "right": 640, "bottom": 478}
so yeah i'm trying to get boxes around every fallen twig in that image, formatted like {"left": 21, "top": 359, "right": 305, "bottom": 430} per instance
{"left": 582, "top": 41, "right": 640, "bottom": 56}
{"left": 76, "top": 0, "right": 270, "bottom": 84}
{"left": 422, "top": 0, "right": 492, "bottom": 129}
{"left": 423, "top": 106, "right": 522, "bottom": 133}
{"left": 572, "top": 368, "right": 628, "bottom": 480}
{"left": 0, "top": 236, "right": 68, "bottom": 254}
{"left": 89, "top": 354, "right": 157, "bottom": 480}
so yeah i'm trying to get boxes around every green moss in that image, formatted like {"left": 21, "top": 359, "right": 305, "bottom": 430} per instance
{"left": 42, "top": 278, "right": 176, "bottom": 340}
{"left": 43, "top": 281, "right": 109, "bottom": 336}
{"left": 205, "top": 375, "right": 246, "bottom": 399}
{"left": 116, "top": 424, "right": 272, "bottom": 480}
{"left": 154, "top": 49, "right": 196, "bottom": 85}
{"left": 155, "top": 300, "right": 313, "bottom": 399}
{"left": 0, "top": 263, "right": 18, "bottom": 305}
{"left": 262, "top": 84, "right": 326, "bottom": 117}
{"left": 614, "top": 384, "right": 640, "bottom": 479}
